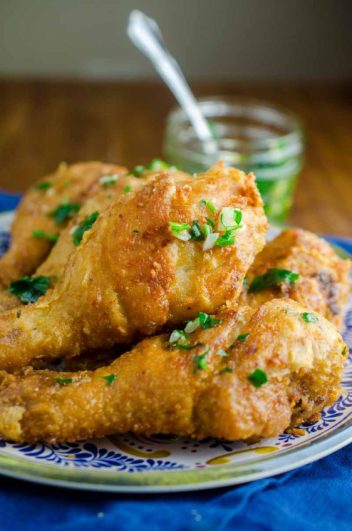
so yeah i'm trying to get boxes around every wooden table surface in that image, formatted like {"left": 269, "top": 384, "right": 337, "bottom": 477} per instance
{"left": 0, "top": 79, "right": 350, "bottom": 236}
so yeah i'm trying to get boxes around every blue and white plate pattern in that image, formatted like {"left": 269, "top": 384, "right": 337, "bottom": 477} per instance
{"left": 0, "top": 212, "right": 351, "bottom": 492}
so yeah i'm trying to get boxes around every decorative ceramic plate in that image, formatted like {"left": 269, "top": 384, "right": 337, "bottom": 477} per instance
{"left": 0, "top": 211, "right": 351, "bottom": 493}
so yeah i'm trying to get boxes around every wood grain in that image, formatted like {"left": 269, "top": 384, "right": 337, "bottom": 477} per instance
{"left": 0, "top": 79, "right": 350, "bottom": 236}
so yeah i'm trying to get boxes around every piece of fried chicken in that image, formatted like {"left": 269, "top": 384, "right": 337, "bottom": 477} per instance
{"left": 0, "top": 299, "right": 345, "bottom": 443}
{"left": 0, "top": 173, "right": 147, "bottom": 312}
{"left": 0, "top": 162, "right": 126, "bottom": 296}
{"left": 241, "top": 228, "right": 351, "bottom": 330}
{"left": 0, "top": 164, "right": 267, "bottom": 371}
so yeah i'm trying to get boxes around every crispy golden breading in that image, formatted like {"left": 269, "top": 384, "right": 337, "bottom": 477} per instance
{"left": 0, "top": 162, "right": 127, "bottom": 310}
{"left": 0, "top": 164, "right": 267, "bottom": 371}
{"left": 241, "top": 228, "right": 351, "bottom": 330}
{"left": 0, "top": 299, "right": 345, "bottom": 443}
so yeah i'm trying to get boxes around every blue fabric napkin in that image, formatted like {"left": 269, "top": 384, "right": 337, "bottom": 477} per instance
{"left": 0, "top": 190, "right": 351, "bottom": 531}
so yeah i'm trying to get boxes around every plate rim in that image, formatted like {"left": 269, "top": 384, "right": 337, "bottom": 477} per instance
{"left": 0, "top": 210, "right": 351, "bottom": 492}
{"left": 0, "top": 418, "right": 351, "bottom": 493}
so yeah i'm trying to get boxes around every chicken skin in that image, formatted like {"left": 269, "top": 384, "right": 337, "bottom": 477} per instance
{"left": 0, "top": 164, "right": 267, "bottom": 371}
{"left": 242, "top": 228, "right": 351, "bottom": 330}
{"left": 0, "top": 299, "right": 345, "bottom": 443}
{"left": 0, "top": 162, "right": 127, "bottom": 309}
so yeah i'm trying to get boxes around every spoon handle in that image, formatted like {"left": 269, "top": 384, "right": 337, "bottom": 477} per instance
{"left": 128, "top": 10, "right": 216, "bottom": 148}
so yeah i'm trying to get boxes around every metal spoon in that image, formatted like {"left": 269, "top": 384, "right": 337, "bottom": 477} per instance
{"left": 127, "top": 10, "right": 218, "bottom": 154}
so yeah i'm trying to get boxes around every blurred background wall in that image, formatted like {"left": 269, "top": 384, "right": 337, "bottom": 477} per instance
{"left": 0, "top": 0, "right": 351, "bottom": 81}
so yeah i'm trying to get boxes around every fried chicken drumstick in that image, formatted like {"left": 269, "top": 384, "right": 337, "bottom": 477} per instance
{"left": 0, "top": 299, "right": 345, "bottom": 443}
{"left": 0, "top": 164, "right": 267, "bottom": 371}
{"left": 241, "top": 228, "right": 351, "bottom": 330}
{"left": 0, "top": 173, "right": 147, "bottom": 311}
{"left": 0, "top": 162, "right": 126, "bottom": 310}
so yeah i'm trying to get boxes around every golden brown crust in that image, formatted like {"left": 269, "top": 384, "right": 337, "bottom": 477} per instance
{"left": 0, "top": 162, "right": 127, "bottom": 310}
{"left": 0, "top": 164, "right": 267, "bottom": 371}
{"left": 0, "top": 299, "right": 345, "bottom": 443}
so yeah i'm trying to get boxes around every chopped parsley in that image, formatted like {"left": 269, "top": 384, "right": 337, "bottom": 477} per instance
{"left": 123, "top": 184, "right": 132, "bottom": 193}
{"left": 100, "top": 175, "right": 118, "bottom": 187}
{"left": 72, "top": 211, "right": 100, "bottom": 246}
{"left": 249, "top": 269, "right": 300, "bottom": 293}
{"left": 32, "top": 229, "right": 59, "bottom": 243}
{"left": 219, "top": 367, "right": 233, "bottom": 375}
{"left": 55, "top": 377, "right": 73, "bottom": 386}
{"left": 49, "top": 201, "right": 80, "bottom": 225}
{"left": 342, "top": 346, "right": 349, "bottom": 357}
{"left": 184, "top": 312, "right": 221, "bottom": 333}
{"left": 102, "top": 374, "right": 117, "bottom": 385}
{"left": 301, "top": 312, "right": 318, "bottom": 323}
{"left": 217, "top": 349, "right": 228, "bottom": 357}
{"left": 237, "top": 333, "right": 249, "bottom": 341}
{"left": 9, "top": 275, "right": 51, "bottom": 304}
{"left": 248, "top": 369, "right": 268, "bottom": 388}
{"left": 35, "top": 181, "right": 52, "bottom": 191}
{"left": 193, "top": 349, "right": 209, "bottom": 373}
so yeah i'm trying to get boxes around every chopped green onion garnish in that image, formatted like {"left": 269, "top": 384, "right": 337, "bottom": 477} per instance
{"left": 184, "top": 312, "right": 221, "bottom": 334}
{"left": 55, "top": 377, "right": 72, "bottom": 386}
{"left": 102, "top": 374, "right": 117, "bottom": 385}
{"left": 301, "top": 312, "right": 318, "bottom": 323}
{"left": 184, "top": 318, "right": 200, "bottom": 334}
{"left": 215, "top": 230, "right": 236, "bottom": 247}
{"left": 219, "top": 367, "right": 233, "bottom": 374}
{"left": 202, "top": 223, "right": 213, "bottom": 237}
{"left": 200, "top": 199, "right": 217, "bottom": 215}
{"left": 169, "top": 222, "right": 191, "bottom": 241}
{"left": 123, "top": 184, "right": 132, "bottom": 193}
{"left": 169, "top": 329, "right": 190, "bottom": 346}
{"left": 146, "top": 159, "right": 172, "bottom": 171}
{"left": 206, "top": 216, "right": 215, "bottom": 228}
{"left": 248, "top": 369, "right": 268, "bottom": 388}
{"left": 193, "top": 349, "right": 209, "bottom": 373}
{"left": 132, "top": 165, "right": 145, "bottom": 177}
{"left": 32, "top": 229, "right": 59, "bottom": 243}
{"left": 217, "top": 349, "right": 228, "bottom": 357}
{"left": 9, "top": 275, "right": 51, "bottom": 304}
{"left": 237, "top": 333, "right": 249, "bottom": 341}
{"left": 49, "top": 201, "right": 80, "bottom": 225}
{"left": 100, "top": 175, "right": 117, "bottom": 187}
{"left": 35, "top": 181, "right": 52, "bottom": 191}
{"left": 218, "top": 207, "right": 242, "bottom": 231}
{"left": 189, "top": 221, "right": 204, "bottom": 241}
{"left": 249, "top": 269, "right": 300, "bottom": 293}
{"left": 198, "top": 312, "right": 221, "bottom": 329}
{"left": 132, "top": 160, "right": 173, "bottom": 177}
{"left": 72, "top": 211, "right": 100, "bottom": 246}
{"left": 203, "top": 232, "right": 219, "bottom": 251}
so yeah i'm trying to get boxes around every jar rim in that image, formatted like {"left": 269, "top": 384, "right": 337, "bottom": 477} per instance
{"left": 164, "top": 95, "right": 304, "bottom": 164}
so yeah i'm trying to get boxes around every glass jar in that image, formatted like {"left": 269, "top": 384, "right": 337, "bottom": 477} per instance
{"left": 163, "top": 97, "right": 304, "bottom": 223}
